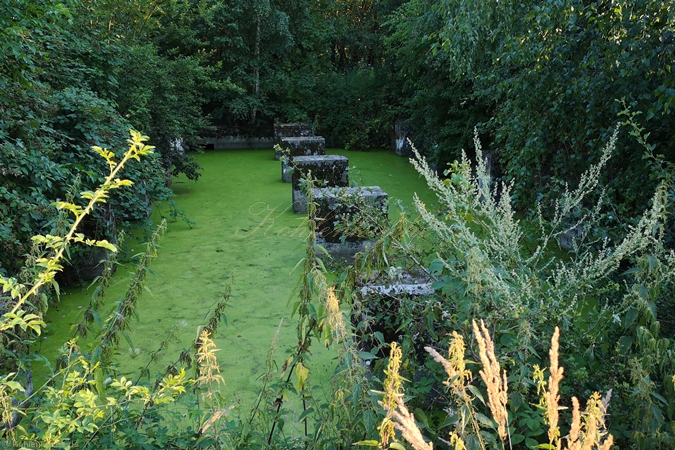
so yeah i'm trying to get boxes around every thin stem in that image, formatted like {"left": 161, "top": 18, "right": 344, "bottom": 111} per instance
{"left": 8, "top": 141, "right": 146, "bottom": 317}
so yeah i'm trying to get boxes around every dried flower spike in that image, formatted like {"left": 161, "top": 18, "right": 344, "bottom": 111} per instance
{"left": 473, "top": 320, "right": 509, "bottom": 442}
{"left": 546, "top": 326, "right": 564, "bottom": 445}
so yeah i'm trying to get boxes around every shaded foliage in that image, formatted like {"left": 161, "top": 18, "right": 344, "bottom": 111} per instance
{"left": 384, "top": 0, "right": 675, "bottom": 237}
{"left": 0, "top": 0, "right": 218, "bottom": 274}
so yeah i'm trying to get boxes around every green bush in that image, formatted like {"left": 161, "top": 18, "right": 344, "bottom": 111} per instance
{"left": 343, "top": 130, "right": 675, "bottom": 448}
{"left": 311, "top": 67, "right": 395, "bottom": 150}
{"left": 0, "top": 0, "right": 208, "bottom": 274}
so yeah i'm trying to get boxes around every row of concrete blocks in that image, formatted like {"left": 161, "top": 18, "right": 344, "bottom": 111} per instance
{"left": 274, "top": 124, "right": 434, "bottom": 323}
{"left": 274, "top": 124, "right": 389, "bottom": 262}
{"left": 278, "top": 139, "right": 328, "bottom": 184}
{"left": 273, "top": 124, "right": 329, "bottom": 185}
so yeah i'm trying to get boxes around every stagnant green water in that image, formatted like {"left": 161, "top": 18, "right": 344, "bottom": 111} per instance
{"left": 36, "top": 147, "right": 437, "bottom": 407}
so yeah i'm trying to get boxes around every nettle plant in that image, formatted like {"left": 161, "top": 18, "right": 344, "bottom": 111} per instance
{"left": 0, "top": 132, "right": 230, "bottom": 448}
{"left": 343, "top": 128, "right": 675, "bottom": 448}
{"left": 1, "top": 131, "right": 158, "bottom": 419}
{"left": 0, "top": 153, "right": 372, "bottom": 449}
{"left": 331, "top": 188, "right": 389, "bottom": 243}
{"left": 0, "top": 132, "right": 155, "bottom": 360}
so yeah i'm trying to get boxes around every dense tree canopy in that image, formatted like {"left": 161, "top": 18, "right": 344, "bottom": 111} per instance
{"left": 2, "top": 0, "right": 673, "bottom": 269}
{"left": 385, "top": 0, "right": 674, "bottom": 221}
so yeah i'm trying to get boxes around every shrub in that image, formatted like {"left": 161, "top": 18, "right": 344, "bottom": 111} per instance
{"left": 344, "top": 129, "right": 675, "bottom": 448}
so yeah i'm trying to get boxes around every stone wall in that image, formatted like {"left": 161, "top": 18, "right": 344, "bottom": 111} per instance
{"left": 201, "top": 136, "right": 275, "bottom": 150}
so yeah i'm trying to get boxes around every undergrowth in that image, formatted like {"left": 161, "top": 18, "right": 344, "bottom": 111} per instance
{"left": 1, "top": 121, "right": 674, "bottom": 449}
{"left": 339, "top": 124, "right": 675, "bottom": 448}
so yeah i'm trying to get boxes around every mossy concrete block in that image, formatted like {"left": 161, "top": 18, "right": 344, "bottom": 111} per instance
{"left": 314, "top": 236, "right": 374, "bottom": 265}
{"left": 291, "top": 155, "right": 349, "bottom": 213}
{"left": 312, "top": 186, "right": 388, "bottom": 243}
{"left": 359, "top": 283, "right": 434, "bottom": 298}
{"left": 281, "top": 137, "right": 325, "bottom": 156}
{"left": 273, "top": 123, "right": 311, "bottom": 160}
{"left": 274, "top": 123, "right": 311, "bottom": 141}
{"left": 280, "top": 137, "right": 327, "bottom": 182}
{"left": 353, "top": 271, "right": 433, "bottom": 357}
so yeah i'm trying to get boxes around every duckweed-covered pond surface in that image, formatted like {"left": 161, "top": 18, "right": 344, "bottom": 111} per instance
{"left": 37, "top": 148, "right": 437, "bottom": 407}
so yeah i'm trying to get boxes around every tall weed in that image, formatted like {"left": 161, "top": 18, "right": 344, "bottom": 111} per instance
{"left": 342, "top": 128, "right": 675, "bottom": 447}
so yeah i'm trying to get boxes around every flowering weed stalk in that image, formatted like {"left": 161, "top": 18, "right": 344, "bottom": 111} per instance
{"left": 1, "top": 130, "right": 155, "bottom": 336}
{"left": 377, "top": 324, "right": 615, "bottom": 450}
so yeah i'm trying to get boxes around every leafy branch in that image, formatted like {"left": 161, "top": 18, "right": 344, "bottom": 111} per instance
{"left": 0, "top": 130, "right": 155, "bottom": 336}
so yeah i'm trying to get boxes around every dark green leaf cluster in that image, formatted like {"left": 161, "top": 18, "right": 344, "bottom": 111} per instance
{"left": 0, "top": 0, "right": 220, "bottom": 275}
{"left": 383, "top": 0, "right": 675, "bottom": 237}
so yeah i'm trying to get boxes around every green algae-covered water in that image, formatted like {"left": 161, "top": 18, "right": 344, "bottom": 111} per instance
{"left": 37, "top": 147, "right": 437, "bottom": 408}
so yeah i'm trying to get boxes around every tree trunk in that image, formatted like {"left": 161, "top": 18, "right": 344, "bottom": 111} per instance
{"left": 251, "top": 13, "right": 261, "bottom": 122}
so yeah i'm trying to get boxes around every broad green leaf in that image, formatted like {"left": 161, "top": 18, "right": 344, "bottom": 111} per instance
{"left": 5, "top": 381, "right": 24, "bottom": 392}
{"left": 298, "top": 407, "right": 314, "bottom": 421}
{"left": 475, "top": 412, "right": 495, "bottom": 429}
{"left": 467, "top": 385, "right": 486, "bottom": 405}
{"left": 296, "top": 362, "right": 309, "bottom": 392}
{"left": 121, "top": 330, "right": 135, "bottom": 350}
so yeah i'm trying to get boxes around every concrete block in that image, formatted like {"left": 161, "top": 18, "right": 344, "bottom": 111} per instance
{"left": 291, "top": 155, "right": 349, "bottom": 213}
{"left": 314, "top": 237, "right": 374, "bottom": 264}
{"left": 312, "top": 186, "right": 388, "bottom": 243}
{"left": 359, "top": 283, "right": 434, "bottom": 298}
{"left": 274, "top": 123, "right": 311, "bottom": 160}
{"left": 354, "top": 271, "right": 434, "bottom": 358}
{"left": 280, "top": 137, "right": 326, "bottom": 182}
{"left": 274, "top": 123, "right": 311, "bottom": 141}
{"left": 280, "top": 137, "right": 326, "bottom": 156}
{"left": 357, "top": 270, "right": 434, "bottom": 299}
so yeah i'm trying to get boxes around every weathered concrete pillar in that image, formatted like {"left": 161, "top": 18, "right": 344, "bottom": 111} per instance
{"left": 273, "top": 123, "right": 311, "bottom": 160}
{"left": 312, "top": 186, "right": 388, "bottom": 242}
{"left": 354, "top": 270, "right": 434, "bottom": 357}
{"left": 393, "top": 120, "right": 413, "bottom": 157}
{"left": 359, "top": 282, "right": 434, "bottom": 298}
{"left": 312, "top": 186, "right": 388, "bottom": 262}
{"left": 280, "top": 137, "right": 326, "bottom": 182}
{"left": 291, "top": 155, "right": 349, "bottom": 213}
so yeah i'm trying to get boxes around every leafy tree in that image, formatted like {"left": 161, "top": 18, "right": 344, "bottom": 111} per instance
{"left": 154, "top": 0, "right": 295, "bottom": 130}
{"left": 0, "top": 0, "right": 255, "bottom": 277}
{"left": 384, "top": 0, "right": 493, "bottom": 164}
{"left": 388, "top": 0, "right": 675, "bottom": 224}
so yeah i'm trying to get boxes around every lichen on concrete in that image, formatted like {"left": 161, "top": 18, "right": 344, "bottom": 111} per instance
{"left": 273, "top": 123, "right": 311, "bottom": 160}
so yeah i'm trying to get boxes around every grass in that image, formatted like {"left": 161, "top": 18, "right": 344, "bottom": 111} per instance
{"left": 36, "top": 147, "right": 437, "bottom": 410}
